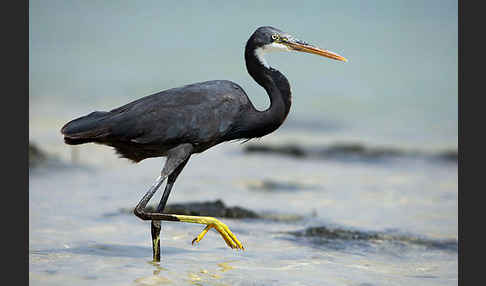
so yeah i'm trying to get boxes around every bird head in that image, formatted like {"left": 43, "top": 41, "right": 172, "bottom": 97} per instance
{"left": 249, "top": 26, "right": 347, "bottom": 67}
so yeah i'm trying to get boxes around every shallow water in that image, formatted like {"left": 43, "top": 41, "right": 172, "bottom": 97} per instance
{"left": 30, "top": 0, "right": 457, "bottom": 285}
{"left": 29, "top": 142, "right": 457, "bottom": 285}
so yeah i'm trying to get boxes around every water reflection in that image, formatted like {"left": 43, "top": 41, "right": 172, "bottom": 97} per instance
{"left": 133, "top": 260, "right": 237, "bottom": 286}
{"left": 31, "top": 243, "right": 191, "bottom": 258}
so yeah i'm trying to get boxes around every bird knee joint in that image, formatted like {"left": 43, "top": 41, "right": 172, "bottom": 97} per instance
{"left": 133, "top": 206, "right": 149, "bottom": 220}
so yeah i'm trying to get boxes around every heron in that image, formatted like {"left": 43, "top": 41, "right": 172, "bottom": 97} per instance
{"left": 60, "top": 26, "right": 347, "bottom": 260}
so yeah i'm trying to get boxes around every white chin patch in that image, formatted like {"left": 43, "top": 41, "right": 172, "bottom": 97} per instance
{"left": 255, "top": 42, "right": 291, "bottom": 68}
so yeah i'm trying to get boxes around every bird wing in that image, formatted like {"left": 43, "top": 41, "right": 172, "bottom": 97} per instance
{"left": 106, "top": 80, "right": 249, "bottom": 145}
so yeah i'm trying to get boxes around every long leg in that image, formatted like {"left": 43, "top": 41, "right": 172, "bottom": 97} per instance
{"left": 133, "top": 144, "right": 192, "bottom": 261}
{"left": 156, "top": 158, "right": 189, "bottom": 213}
{"left": 133, "top": 143, "right": 193, "bottom": 220}
{"left": 133, "top": 144, "right": 243, "bottom": 260}
{"left": 151, "top": 158, "right": 189, "bottom": 261}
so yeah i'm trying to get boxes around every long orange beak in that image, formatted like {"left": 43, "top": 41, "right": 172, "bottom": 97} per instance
{"left": 284, "top": 41, "right": 347, "bottom": 62}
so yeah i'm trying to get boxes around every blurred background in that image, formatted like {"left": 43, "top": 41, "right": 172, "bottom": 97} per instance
{"left": 29, "top": 1, "right": 457, "bottom": 285}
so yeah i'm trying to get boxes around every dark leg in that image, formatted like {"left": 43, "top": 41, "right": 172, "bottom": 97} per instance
{"left": 134, "top": 144, "right": 243, "bottom": 256}
{"left": 133, "top": 144, "right": 192, "bottom": 262}
{"left": 150, "top": 220, "right": 161, "bottom": 261}
{"left": 133, "top": 143, "right": 193, "bottom": 221}
{"left": 151, "top": 158, "right": 189, "bottom": 261}
{"left": 156, "top": 158, "right": 189, "bottom": 212}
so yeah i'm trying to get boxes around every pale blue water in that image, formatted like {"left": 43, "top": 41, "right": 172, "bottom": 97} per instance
{"left": 29, "top": 1, "right": 458, "bottom": 285}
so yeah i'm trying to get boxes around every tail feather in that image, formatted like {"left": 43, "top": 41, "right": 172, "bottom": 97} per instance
{"left": 61, "top": 111, "right": 111, "bottom": 145}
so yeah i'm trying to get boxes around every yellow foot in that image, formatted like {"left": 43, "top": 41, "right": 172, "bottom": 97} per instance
{"left": 161, "top": 214, "right": 244, "bottom": 250}
{"left": 191, "top": 219, "right": 244, "bottom": 250}
{"left": 173, "top": 216, "right": 243, "bottom": 250}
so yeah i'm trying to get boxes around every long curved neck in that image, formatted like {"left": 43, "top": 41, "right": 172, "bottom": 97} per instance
{"left": 242, "top": 43, "right": 292, "bottom": 138}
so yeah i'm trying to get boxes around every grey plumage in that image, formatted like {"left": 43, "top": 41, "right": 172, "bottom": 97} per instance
{"left": 60, "top": 26, "right": 347, "bottom": 257}
{"left": 62, "top": 80, "right": 254, "bottom": 162}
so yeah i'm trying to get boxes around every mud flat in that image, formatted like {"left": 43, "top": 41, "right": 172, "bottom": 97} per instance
{"left": 115, "top": 199, "right": 308, "bottom": 222}
{"left": 244, "top": 142, "right": 458, "bottom": 163}
{"left": 29, "top": 142, "right": 48, "bottom": 167}
{"left": 286, "top": 226, "right": 458, "bottom": 252}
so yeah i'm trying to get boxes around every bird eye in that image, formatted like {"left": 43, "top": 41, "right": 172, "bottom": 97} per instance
{"left": 271, "top": 34, "right": 279, "bottom": 41}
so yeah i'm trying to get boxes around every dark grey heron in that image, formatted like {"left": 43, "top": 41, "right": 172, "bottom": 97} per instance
{"left": 61, "top": 26, "right": 347, "bottom": 260}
